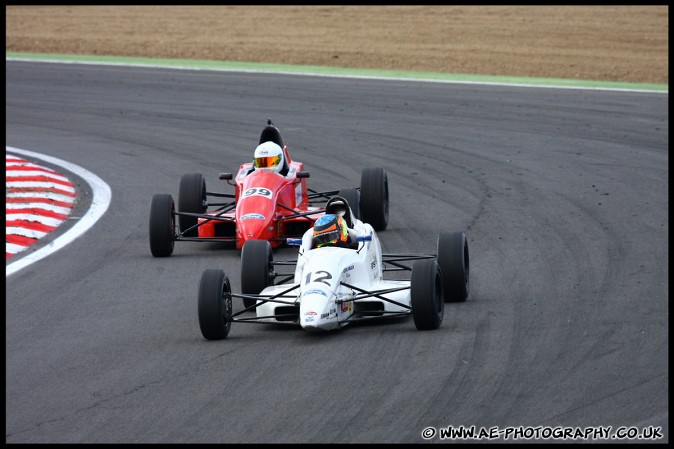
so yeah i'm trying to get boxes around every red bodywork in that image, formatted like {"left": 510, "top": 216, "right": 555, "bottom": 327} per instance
{"left": 196, "top": 147, "right": 322, "bottom": 249}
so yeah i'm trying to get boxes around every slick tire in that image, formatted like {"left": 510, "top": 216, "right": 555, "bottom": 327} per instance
{"left": 436, "top": 231, "right": 469, "bottom": 302}
{"left": 198, "top": 269, "right": 233, "bottom": 340}
{"left": 411, "top": 259, "right": 444, "bottom": 330}
{"left": 149, "top": 193, "right": 176, "bottom": 257}
{"left": 241, "top": 239, "right": 274, "bottom": 309}
{"left": 360, "top": 167, "right": 389, "bottom": 231}
{"left": 337, "top": 188, "right": 361, "bottom": 220}
{"left": 178, "top": 173, "right": 206, "bottom": 238}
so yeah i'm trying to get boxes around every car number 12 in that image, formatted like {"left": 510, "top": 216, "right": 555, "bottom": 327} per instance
{"left": 305, "top": 270, "right": 332, "bottom": 286}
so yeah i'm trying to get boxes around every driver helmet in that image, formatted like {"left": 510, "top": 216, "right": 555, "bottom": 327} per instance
{"left": 253, "top": 141, "right": 284, "bottom": 174}
{"left": 313, "top": 214, "right": 349, "bottom": 248}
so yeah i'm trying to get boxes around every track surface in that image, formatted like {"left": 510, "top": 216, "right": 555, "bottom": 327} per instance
{"left": 5, "top": 61, "right": 668, "bottom": 443}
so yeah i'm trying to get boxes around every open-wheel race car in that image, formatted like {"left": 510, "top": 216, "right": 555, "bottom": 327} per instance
{"left": 149, "top": 120, "right": 389, "bottom": 256}
{"left": 197, "top": 196, "right": 470, "bottom": 340}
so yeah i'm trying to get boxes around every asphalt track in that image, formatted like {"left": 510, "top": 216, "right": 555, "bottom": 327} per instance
{"left": 5, "top": 61, "right": 668, "bottom": 443}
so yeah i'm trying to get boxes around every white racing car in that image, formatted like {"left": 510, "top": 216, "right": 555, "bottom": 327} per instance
{"left": 197, "top": 196, "right": 469, "bottom": 339}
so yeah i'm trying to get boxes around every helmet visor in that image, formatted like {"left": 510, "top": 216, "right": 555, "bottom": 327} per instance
{"left": 314, "top": 229, "right": 340, "bottom": 247}
{"left": 254, "top": 155, "right": 281, "bottom": 168}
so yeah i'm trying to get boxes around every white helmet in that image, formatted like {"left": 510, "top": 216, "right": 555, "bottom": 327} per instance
{"left": 253, "top": 141, "right": 284, "bottom": 174}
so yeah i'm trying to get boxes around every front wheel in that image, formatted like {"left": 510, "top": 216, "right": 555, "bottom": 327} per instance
{"left": 198, "top": 269, "right": 232, "bottom": 340}
{"left": 411, "top": 259, "right": 444, "bottom": 330}
{"left": 241, "top": 240, "right": 274, "bottom": 309}
{"left": 436, "top": 232, "right": 469, "bottom": 302}
{"left": 149, "top": 193, "right": 176, "bottom": 257}
{"left": 360, "top": 167, "right": 389, "bottom": 231}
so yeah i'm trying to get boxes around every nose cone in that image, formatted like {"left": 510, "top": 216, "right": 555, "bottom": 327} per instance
{"left": 301, "top": 309, "right": 320, "bottom": 330}
{"left": 300, "top": 290, "right": 338, "bottom": 331}
{"left": 238, "top": 216, "right": 270, "bottom": 242}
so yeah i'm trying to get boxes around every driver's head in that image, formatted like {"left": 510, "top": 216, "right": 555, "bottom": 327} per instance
{"left": 312, "top": 214, "right": 348, "bottom": 248}
{"left": 253, "top": 141, "right": 284, "bottom": 174}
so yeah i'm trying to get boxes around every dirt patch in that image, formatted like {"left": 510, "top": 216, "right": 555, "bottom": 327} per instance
{"left": 5, "top": 5, "right": 668, "bottom": 84}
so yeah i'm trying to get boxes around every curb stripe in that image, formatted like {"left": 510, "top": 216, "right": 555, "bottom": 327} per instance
{"left": 6, "top": 187, "right": 77, "bottom": 197}
{"left": 6, "top": 192, "right": 76, "bottom": 202}
{"left": 6, "top": 197, "right": 75, "bottom": 208}
{"left": 5, "top": 153, "right": 75, "bottom": 259}
{"left": 6, "top": 220, "right": 58, "bottom": 232}
{"left": 6, "top": 209, "right": 69, "bottom": 221}
{"left": 6, "top": 227, "right": 48, "bottom": 239}
{"left": 6, "top": 170, "right": 71, "bottom": 182}
{"left": 6, "top": 176, "right": 74, "bottom": 187}
{"left": 6, "top": 235, "right": 38, "bottom": 247}
{"left": 6, "top": 181, "right": 76, "bottom": 193}
{"left": 6, "top": 147, "right": 111, "bottom": 276}
{"left": 6, "top": 165, "right": 58, "bottom": 172}
{"left": 6, "top": 203, "right": 73, "bottom": 215}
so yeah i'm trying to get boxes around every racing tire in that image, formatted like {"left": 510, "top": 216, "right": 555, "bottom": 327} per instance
{"left": 360, "top": 167, "right": 389, "bottom": 231}
{"left": 337, "top": 188, "right": 361, "bottom": 220}
{"left": 241, "top": 239, "right": 274, "bottom": 309}
{"left": 178, "top": 173, "right": 207, "bottom": 238}
{"left": 436, "top": 231, "right": 469, "bottom": 303}
{"left": 149, "top": 193, "right": 176, "bottom": 257}
{"left": 198, "top": 269, "right": 233, "bottom": 340}
{"left": 411, "top": 259, "right": 444, "bottom": 330}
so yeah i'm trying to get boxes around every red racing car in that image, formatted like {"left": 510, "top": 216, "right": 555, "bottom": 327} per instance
{"left": 149, "top": 120, "right": 389, "bottom": 256}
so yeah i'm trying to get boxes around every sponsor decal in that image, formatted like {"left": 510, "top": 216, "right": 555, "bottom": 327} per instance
{"left": 240, "top": 213, "right": 265, "bottom": 221}
{"left": 304, "top": 288, "right": 328, "bottom": 297}
{"left": 342, "top": 265, "right": 355, "bottom": 273}
{"left": 304, "top": 311, "right": 317, "bottom": 316}
{"left": 320, "top": 308, "right": 337, "bottom": 319}
{"left": 305, "top": 316, "right": 314, "bottom": 322}
{"left": 341, "top": 302, "right": 350, "bottom": 313}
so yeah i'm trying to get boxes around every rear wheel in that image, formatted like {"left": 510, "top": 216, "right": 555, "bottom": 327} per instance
{"left": 437, "top": 232, "right": 469, "bottom": 302}
{"left": 241, "top": 240, "right": 274, "bottom": 309}
{"left": 411, "top": 259, "right": 444, "bottom": 330}
{"left": 360, "top": 167, "right": 389, "bottom": 231}
{"left": 198, "top": 269, "right": 232, "bottom": 340}
{"left": 337, "top": 188, "right": 361, "bottom": 221}
{"left": 149, "top": 193, "right": 176, "bottom": 257}
{"left": 178, "top": 173, "right": 206, "bottom": 237}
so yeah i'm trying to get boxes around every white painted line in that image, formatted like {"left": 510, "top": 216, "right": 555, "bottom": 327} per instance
{"left": 6, "top": 147, "right": 112, "bottom": 277}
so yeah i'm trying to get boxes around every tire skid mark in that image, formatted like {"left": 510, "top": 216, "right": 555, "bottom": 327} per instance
{"left": 5, "top": 154, "right": 75, "bottom": 260}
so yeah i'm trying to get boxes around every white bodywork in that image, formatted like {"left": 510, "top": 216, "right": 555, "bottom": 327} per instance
{"left": 255, "top": 219, "right": 412, "bottom": 331}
